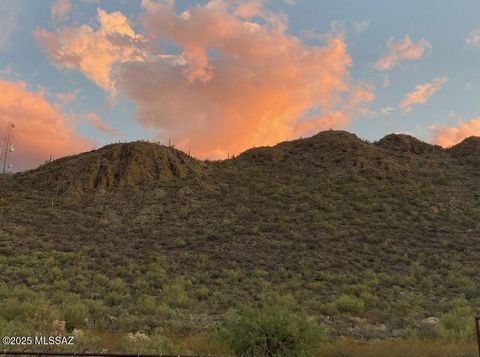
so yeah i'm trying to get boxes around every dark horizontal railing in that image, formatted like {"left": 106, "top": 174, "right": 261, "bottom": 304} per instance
{"left": 0, "top": 351, "right": 227, "bottom": 357}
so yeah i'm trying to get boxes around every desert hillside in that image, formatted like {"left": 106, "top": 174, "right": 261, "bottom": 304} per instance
{"left": 1, "top": 130, "right": 479, "bottom": 344}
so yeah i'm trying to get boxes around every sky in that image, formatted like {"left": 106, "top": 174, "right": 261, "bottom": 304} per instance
{"left": 0, "top": 0, "right": 479, "bottom": 171}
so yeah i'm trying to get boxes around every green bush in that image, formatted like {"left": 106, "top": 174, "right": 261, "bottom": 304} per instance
{"left": 63, "top": 303, "right": 87, "bottom": 331}
{"left": 221, "top": 304, "right": 324, "bottom": 357}
{"left": 333, "top": 295, "right": 365, "bottom": 315}
{"left": 436, "top": 304, "right": 474, "bottom": 341}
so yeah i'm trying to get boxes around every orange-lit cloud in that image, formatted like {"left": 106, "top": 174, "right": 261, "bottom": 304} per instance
{"left": 36, "top": 0, "right": 374, "bottom": 159}
{"left": 83, "top": 112, "right": 121, "bottom": 136}
{"left": 117, "top": 0, "right": 374, "bottom": 158}
{"left": 35, "top": 8, "right": 146, "bottom": 94}
{"left": 374, "top": 35, "right": 431, "bottom": 71}
{"left": 54, "top": 89, "right": 80, "bottom": 108}
{"left": 433, "top": 117, "right": 480, "bottom": 148}
{"left": 234, "top": 0, "right": 263, "bottom": 18}
{"left": 400, "top": 77, "right": 447, "bottom": 112}
{"left": 0, "top": 80, "right": 92, "bottom": 171}
{"left": 51, "top": 0, "right": 71, "bottom": 22}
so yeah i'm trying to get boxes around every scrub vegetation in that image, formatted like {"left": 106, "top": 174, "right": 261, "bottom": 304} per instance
{"left": 1, "top": 130, "right": 479, "bottom": 355}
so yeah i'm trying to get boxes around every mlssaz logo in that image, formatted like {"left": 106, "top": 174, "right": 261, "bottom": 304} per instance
{"left": 34, "top": 336, "right": 74, "bottom": 345}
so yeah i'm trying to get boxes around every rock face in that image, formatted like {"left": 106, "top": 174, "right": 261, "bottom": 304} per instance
{"left": 26, "top": 141, "right": 203, "bottom": 192}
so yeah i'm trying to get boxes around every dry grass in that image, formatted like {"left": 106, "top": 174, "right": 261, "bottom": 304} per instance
{"left": 319, "top": 339, "right": 477, "bottom": 357}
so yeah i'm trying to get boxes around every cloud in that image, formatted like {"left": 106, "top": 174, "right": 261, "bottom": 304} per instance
{"left": 83, "top": 112, "right": 121, "bottom": 136}
{"left": 54, "top": 89, "right": 80, "bottom": 107}
{"left": 37, "top": 0, "right": 374, "bottom": 159}
{"left": 433, "top": 117, "right": 480, "bottom": 147}
{"left": 0, "top": 80, "right": 92, "bottom": 171}
{"left": 383, "top": 75, "right": 390, "bottom": 88}
{"left": 119, "top": 0, "right": 373, "bottom": 158}
{"left": 374, "top": 35, "right": 431, "bottom": 71}
{"left": 380, "top": 106, "right": 395, "bottom": 115}
{"left": 51, "top": 0, "right": 71, "bottom": 22}
{"left": 233, "top": 0, "right": 263, "bottom": 18}
{"left": 466, "top": 29, "right": 480, "bottom": 48}
{"left": 399, "top": 77, "right": 448, "bottom": 112}
{"left": 464, "top": 83, "right": 473, "bottom": 92}
{"left": 34, "top": 8, "right": 146, "bottom": 94}
{"left": 0, "top": 1, "right": 22, "bottom": 51}
{"left": 353, "top": 20, "right": 370, "bottom": 34}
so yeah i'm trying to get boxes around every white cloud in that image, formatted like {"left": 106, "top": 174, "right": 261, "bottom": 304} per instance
{"left": 466, "top": 29, "right": 480, "bottom": 47}
{"left": 353, "top": 20, "right": 370, "bottom": 34}
{"left": 381, "top": 106, "right": 395, "bottom": 115}
{"left": 464, "top": 83, "right": 473, "bottom": 92}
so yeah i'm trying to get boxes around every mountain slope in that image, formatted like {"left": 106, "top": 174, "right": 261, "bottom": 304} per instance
{"left": 1, "top": 130, "right": 480, "bottom": 340}
{"left": 26, "top": 141, "right": 205, "bottom": 192}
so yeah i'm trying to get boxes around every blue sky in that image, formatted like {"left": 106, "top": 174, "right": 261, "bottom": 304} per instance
{"left": 1, "top": 0, "right": 479, "bottom": 170}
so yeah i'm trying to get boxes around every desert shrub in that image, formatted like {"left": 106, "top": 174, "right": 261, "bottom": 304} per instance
{"left": 0, "top": 319, "right": 33, "bottom": 338}
{"left": 162, "top": 279, "right": 193, "bottom": 308}
{"left": 63, "top": 303, "right": 87, "bottom": 331}
{"left": 221, "top": 304, "right": 325, "bottom": 357}
{"left": 436, "top": 304, "right": 474, "bottom": 341}
{"left": 334, "top": 295, "right": 365, "bottom": 315}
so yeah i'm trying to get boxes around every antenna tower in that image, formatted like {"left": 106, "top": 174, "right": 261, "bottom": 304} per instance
{"left": 1, "top": 122, "right": 15, "bottom": 174}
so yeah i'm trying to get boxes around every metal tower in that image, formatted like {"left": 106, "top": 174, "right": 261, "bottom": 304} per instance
{"left": 1, "top": 122, "right": 15, "bottom": 174}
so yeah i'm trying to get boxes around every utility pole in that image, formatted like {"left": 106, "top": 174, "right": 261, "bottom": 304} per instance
{"left": 1, "top": 122, "right": 15, "bottom": 174}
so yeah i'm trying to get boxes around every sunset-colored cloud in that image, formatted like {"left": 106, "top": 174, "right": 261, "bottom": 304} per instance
{"left": 116, "top": 0, "right": 374, "bottom": 158}
{"left": 51, "top": 0, "right": 71, "bottom": 22}
{"left": 54, "top": 90, "right": 80, "bottom": 107}
{"left": 433, "top": 117, "right": 480, "bottom": 147}
{"left": 234, "top": 0, "right": 263, "bottom": 18}
{"left": 374, "top": 35, "right": 431, "bottom": 71}
{"left": 83, "top": 112, "right": 121, "bottom": 136}
{"left": 0, "top": 80, "right": 92, "bottom": 171}
{"left": 36, "top": 0, "right": 374, "bottom": 159}
{"left": 35, "top": 8, "right": 146, "bottom": 94}
{"left": 400, "top": 77, "right": 447, "bottom": 112}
